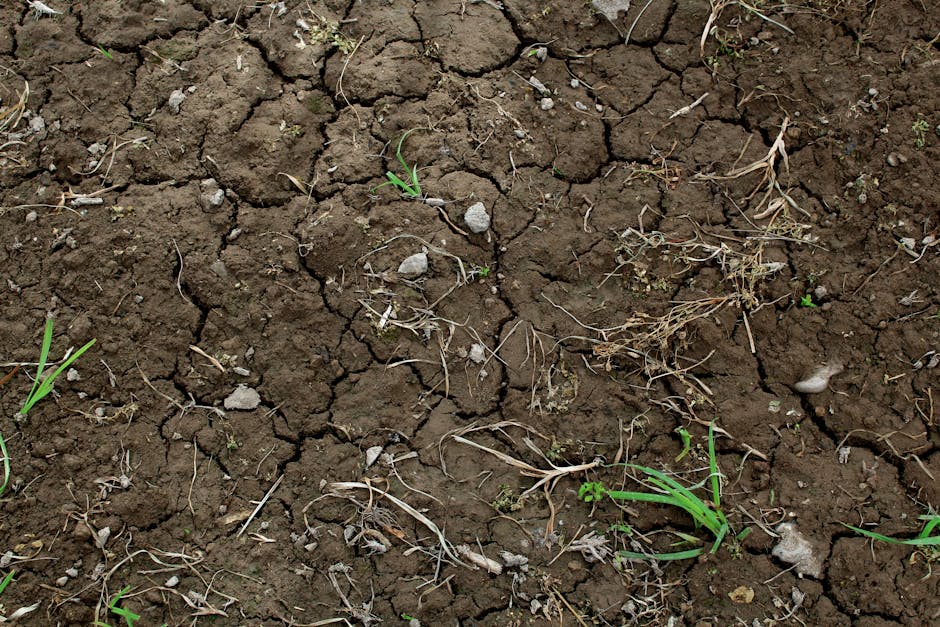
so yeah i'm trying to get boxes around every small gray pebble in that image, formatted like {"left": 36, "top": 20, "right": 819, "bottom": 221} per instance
{"left": 464, "top": 202, "right": 491, "bottom": 233}
{"left": 224, "top": 385, "right": 261, "bottom": 411}
{"left": 398, "top": 252, "right": 428, "bottom": 276}
{"left": 540, "top": 97, "right": 554, "bottom": 111}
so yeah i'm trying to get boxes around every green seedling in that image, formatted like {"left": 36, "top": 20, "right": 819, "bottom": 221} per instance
{"left": 675, "top": 426, "right": 692, "bottom": 462}
{"left": 799, "top": 294, "right": 817, "bottom": 308}
{"left": 97, "top": 44, "right": 114, "bottom": 60}
{"left": 0, "top": 570, "right": 14, "bottom": 596}
{"left": 373, "top": 130, "right": 422, "bottom": 198}
{"left": 92, "top": 586, "right": 143, "bottom": 627}
{"left": 0, "top": 366, "right": 17, "bottom": 497}
{"left": 579, "top": 423, "right": 733, "bottom": 561}
{"left": 18, "top": 316, "right": 96, "bottom": 419}
{"left": 912, "top": 117, "right": 929, "bottom": 149}
{"left": 843, "top": 513, "right": 940, "bottom": 551}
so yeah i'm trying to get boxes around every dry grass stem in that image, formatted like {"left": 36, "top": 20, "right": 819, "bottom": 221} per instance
{"left": 326, "top": 481, "right": 466, "bottom": 567}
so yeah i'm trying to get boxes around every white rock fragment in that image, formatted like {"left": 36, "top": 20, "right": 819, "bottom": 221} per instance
{"left": 464, "top": 202, "right": 491, "bottom": 233}
{"left": 66, "top": 368, "right": 81, "bottom": 382}
{"left": 468, "top": 343, "right": 486, "bottom": 364}
{"left": 772, "top": 522, "right": 823, "bottom": 578}
{"left": 167, "top": 89, "right": 186, "bottom": 114}
{"left": 28, "top": 115, "right": 46, "bottom": 135}
{"left": 165, "top": 575, "right": 180, "bottom": 588}
{"left": 65, "top": 567, "right": 79, "bottom": 578}
{"left": 527, "top": 76, "right": 550, "bottom": 95}
{"left": 25, "top": 210, "right": 38, "bottom": 223}
{"left": 575, "top": 101, "right": 588, "bottom": 111}
{"left": 793, "top": 362, "right": 843, "bottom": 394}
{"left": 364, "top": 445, "right": 384, "bottom": 469}
{"left": 397, "top": 252, "right": 428, "bottom": 276}
{"left": 540, "top": 97, "right": 555, "bottom": 111}
{"left": 592, "top": 0, "right": 631, "bottom": 21}
{"left": 224, "top": 385, "right": 261, "bottom": 411}
{"left": 55, "top": 576, "right": 69, "bottom": 587}
{"left": 513, "top": 129, "right": 526, "bottom": 139}
{"left": 28, "top": 1, "right": 62, "bottom": 18}
{"left": 96, "top": 527, "right": 111, "bottom": 549}
{"left": 200, "top": 178, "right": 225, "bottom": 209}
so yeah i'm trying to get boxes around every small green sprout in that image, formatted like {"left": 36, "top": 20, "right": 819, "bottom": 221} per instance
{"left": 0, "top": 570, "right": 14, "bottom": 596}
{"left": 97, "top": 45, "right": 114, "bottom": 60}
{"left": 577, "top": 481, "right": 607, "bottom": 503}
{"left": 18, "top": 316, "right": 96, "bottom": 419}
{"left": 675, "top": 426, "right": 692, "bottom": 462}
{"left": 92, "top": 586, "right": 140, "bottom": 627}
{"left": 373, "top": 130, "right": 422, "bottom": 198}
{"left": 799, "top": 294, "right": 818, "bottom": 308}
{"left": 912, "top": 116, "right": 930, "bottom": 149}
{"left": 2, "top": 318, "right": 95, "bottom": 497}
{"left": 843, "top": 513, "right": 940, "bottom": 550}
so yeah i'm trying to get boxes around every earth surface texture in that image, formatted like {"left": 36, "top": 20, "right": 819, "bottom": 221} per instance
{"left": 1, "top": 1, "right": 939, "bottom": 625}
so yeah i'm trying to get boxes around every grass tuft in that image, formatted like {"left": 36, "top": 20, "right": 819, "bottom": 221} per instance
{"left": 580, "top": 423, "right": 737, "bottom": 561}
{"left": 18, "top": 315, "right": 96, "bottom": 419}
{"left": 373, "top": 130, "right": 422, "bottom": 198}
{"left": 1, "top": 317, "right": 96, "bottom": 497}
{"left": 843, "top": 513, "right": 940, "bottom": 548}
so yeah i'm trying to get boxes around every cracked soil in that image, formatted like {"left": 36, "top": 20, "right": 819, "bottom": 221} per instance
{"left": 1, "top": 1, "right": 939, "bottom": 625}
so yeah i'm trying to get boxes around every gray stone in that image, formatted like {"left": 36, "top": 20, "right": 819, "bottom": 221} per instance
{"left": 772, "top": 522, "right": 823, "bottom": 578}
{"left": 464, "top": 202, "right": 491, "bottom": 233}
{"left": 224, "top": 385, "right": 261, "bottom": 411}
{"left": 468, "top": 343, "right": 486, "bottom": 364}
{"left": 398, "top": 252, "right": 428, "bottom": 276}
{"left": 167, "top": 89, "right": 186, "bottom": 114}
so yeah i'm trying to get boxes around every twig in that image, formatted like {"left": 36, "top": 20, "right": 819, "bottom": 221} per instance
{"left": 237, "top": 475, "right": 283, "bottom": 537}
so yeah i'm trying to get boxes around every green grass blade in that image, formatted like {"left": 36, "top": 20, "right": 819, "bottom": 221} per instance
{"left": 842, "top": 523, "right": 940, "bottom": 546}
{"left": 709, "top": 522, "right": 730, "bottom": 553}
{"left": 619, "top": 547, "right": 704, "bottom": 561}
{"left": 0, "top": 570, "right": 14, "bottom": 595}
{"left": 110, "top": 586, "right": 141, "bottom": 627}
{"left": 918, "top": 514, "right": 940, "bottom": 538}
{"left": 21, "top": 317, "right": 54, "bottom": 414}
{"left": 605, "top": 489, "right": 685, "bottom": 508}
{"left": 636, "top": 467, "right": 722, "bottom": 532}
{"left": 708, "top": 423, "right": 721, "bottom": 510}
{"left": 20, "top": 337, "right": 96, "bottom": 416}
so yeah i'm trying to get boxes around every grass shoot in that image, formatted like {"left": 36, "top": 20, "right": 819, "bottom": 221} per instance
{"left": 92, "top": 586, "right": 142, "bottom": 627}
{"left": 843, "top": 513, "right": 940, "bottom": 551}
{"left": 373, "top": 130, "right": 422, "bottom": 198}
{"left": 579, "top": 423, "right": 735, "bottom": 561}
{"left": 18, "top": 316, "right": 96, "bottom": 419}
{"left": 0, "top": 366, "right": 17, "bottom": 497}
{"left": 0, "top": 570, "right": 14, "bottom": 595}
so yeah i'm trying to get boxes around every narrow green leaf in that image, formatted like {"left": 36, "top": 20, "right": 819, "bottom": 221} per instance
{"left": 0, "top": 570, "right": 14, "bottom": 595}
{"left": 619, "top": 547, "right": 704, "bottom": 561}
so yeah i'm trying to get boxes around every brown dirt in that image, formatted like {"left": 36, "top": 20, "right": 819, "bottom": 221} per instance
{"left": 1, "top": 1, "right": 939, "bottom": 625}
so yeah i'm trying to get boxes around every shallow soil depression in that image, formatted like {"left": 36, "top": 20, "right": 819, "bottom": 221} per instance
{"left": 1, "top": 1, "right": 939, "bottom": 625}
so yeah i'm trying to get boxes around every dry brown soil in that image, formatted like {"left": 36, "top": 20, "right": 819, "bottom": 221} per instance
{"left": 1, "top": 1, "right": 939, "bottom": 625}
